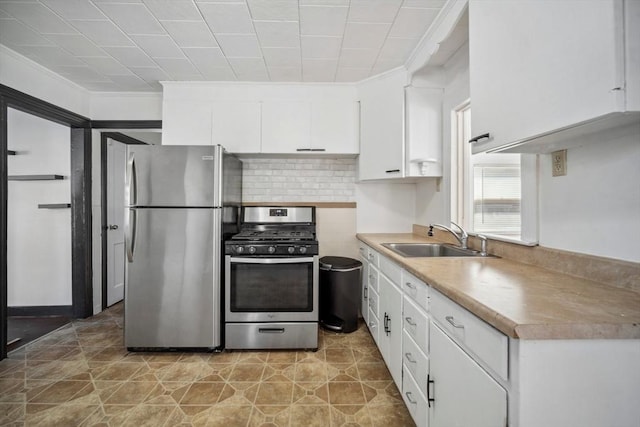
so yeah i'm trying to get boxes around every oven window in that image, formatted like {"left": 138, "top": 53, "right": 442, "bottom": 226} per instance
{"left": 230, "top": 261, "right": 313, "bottom": 312}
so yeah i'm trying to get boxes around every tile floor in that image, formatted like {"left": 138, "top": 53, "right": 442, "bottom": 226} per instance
{"left": 0, "top": 303, "right": 415, "bottom": 426}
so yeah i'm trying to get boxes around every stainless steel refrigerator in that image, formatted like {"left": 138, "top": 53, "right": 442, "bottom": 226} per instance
{"left": 124, "top": 145, "right": 242, "bottom": 349}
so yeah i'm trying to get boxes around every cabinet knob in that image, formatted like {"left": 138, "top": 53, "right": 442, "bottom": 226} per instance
{"left": 468, "top": 133, "right": 491, "bottom": 144}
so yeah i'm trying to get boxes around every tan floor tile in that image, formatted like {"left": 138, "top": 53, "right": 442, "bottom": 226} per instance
{"left": 204, "top": 404, "right": 252, "bottom": 427}
{"left": 180, "top": 382, "right": 225, "bottom": 404}
{"left": 118, "top": 404, "right": 177, "bottom": 427}
{"left": 254, "top": 382, "right": 294, "bottom": 405}
{"left": 294, "top": 362, "right": 327, "bottom": 382}
{"left": 104, "top": 381, "right": 157, "bottom": 405}
{"left": 28, "top": 380, "right": 94, "bottom": 404}
{"left": 228, "top": 363, "right": 265, "bottom": 382}
{"left": 325, "top": 348, "right": 355, "bottom": 364}
{"left": 357, "top": 362, "right": 391, "bottom": 381}
{"left": 367, "top": 403, "right": 415, "bottom": 427}
{"left": 328, "top": 382, "right": 366, "bottom": 405}
{"left": 0, "top": 402, "right": 25, "bottom": 425}
{"left": 289, "top": 404, "right": 331, "bottom": 427}
{"left": 330, "top": 404, "right": 372, "bottom": 427}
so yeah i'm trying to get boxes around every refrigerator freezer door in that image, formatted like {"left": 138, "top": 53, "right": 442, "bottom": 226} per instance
{"left": 126, "top": 145, "right": 222, "bottom": 207}
{"left": 124, "top": 207, "right": 219, "bottom": 348}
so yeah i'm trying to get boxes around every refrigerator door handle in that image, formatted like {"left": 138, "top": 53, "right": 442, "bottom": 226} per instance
{"left": 126, "top": 209, "right": 137, "bottom": 262}
{"left": 126, "top": 153, "right": 137, "bottom": 206}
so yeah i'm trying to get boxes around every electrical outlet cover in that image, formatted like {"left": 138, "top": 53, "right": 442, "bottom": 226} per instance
{"left": 552, "top": 149, "right": 567, "bottom": 177}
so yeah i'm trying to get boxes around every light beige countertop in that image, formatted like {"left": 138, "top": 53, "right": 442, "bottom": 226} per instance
{"left": 357, "top": 233, "right": 640, "bottom": 340}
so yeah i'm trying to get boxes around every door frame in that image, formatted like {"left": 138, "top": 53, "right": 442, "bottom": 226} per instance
{"left": 100, "top": 131, "right": 149, "bottom": 310}
{"left": 0, "top": 84, "right": 92, "bottom": 360}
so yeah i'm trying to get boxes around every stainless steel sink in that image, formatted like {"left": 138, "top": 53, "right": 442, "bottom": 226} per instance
{"left": 381, "top": 243, "right": 488, "bottom": 258}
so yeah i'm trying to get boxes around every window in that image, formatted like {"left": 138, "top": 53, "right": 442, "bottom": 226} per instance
{"left": 452, "top": 103, "right": 536, "bottom": 243}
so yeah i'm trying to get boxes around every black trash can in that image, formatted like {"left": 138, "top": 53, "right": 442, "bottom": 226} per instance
{"left": 319, "top": 256, "right": 363, "bottom": 333}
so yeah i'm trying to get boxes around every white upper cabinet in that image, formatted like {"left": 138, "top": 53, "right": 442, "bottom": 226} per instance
{"left": 469, "top": 0, "right": 640, "bottom": 154}
{"left": 358, "top": 69, "right": 444, "bottom": 181}
{"left": 161, "top": 83, "right": 359, "bottom": 155}
{"left": 211, "top": 102, "right": 261, "bottom": 153}
{"left": 261, "top": 101, "right": 311, "bottom": 153}
{"left": 162, "top": 100, "right": 212, "bottom": 146}
{"left": 311, "top": 100, "right": 359, "bottom": 154}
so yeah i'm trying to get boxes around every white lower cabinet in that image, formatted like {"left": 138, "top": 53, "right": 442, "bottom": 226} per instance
{"left": 429, "top": 324, "right": 507, "bottom": 427}
{"left": 402, "top": 359, "right": 428, "bottom": 427}
{"left": 378, "top": 273, "right": 403, "bottom": 386}
{"left": 358, "top": 245, "right": 369, "bottom": 325}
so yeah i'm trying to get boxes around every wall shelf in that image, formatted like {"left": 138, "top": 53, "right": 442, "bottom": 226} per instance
{"left": 38, "top": 203, "right": 71, "bottom": 209}
{"left": 8, "top": 175, "right": 64, "bottom": 181}
{"left": 8, "top": 150, "right": 17, "bottom": 155}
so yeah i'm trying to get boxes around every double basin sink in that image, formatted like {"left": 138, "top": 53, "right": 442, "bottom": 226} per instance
{"left": 381, "top": 242, "right": 493, "bottom": 258}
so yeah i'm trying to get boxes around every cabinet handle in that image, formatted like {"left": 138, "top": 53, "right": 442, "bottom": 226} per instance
{"left": 368, "top": 253, "right": 374, "bottom": 259}
{"left": 427, "top": 374, "right": 435, "bottom": 407}
{"left": 405, "top": 282, "right": 416, "bottom": 290}
{"left": 405, "top": 391, "right": 417, "bottom": 404}
{"left": 404, "top": 352, "right": 416, "bottom": 363}
{"left": 385, "top": 169, "right": 400, "bottom": 173}
{"left": 369, "top": 321, "right": 377, "bottom": 328}
{"left": 310, "top": 148, "right": 326, "bottom": 152}
{"left": 296, "top": 148, "right": 312, "bottom": 152}
{"left": 445, "top": 315, "right": 464, "bottom": 329}
{"left": 404, "top": 316, "right": 417, "bottom": 326}
{"left": 468, "top": 133, "right": 491, "bottom": 144}
{"left": 363, "top": 286, "right": 368, "bottom": 299}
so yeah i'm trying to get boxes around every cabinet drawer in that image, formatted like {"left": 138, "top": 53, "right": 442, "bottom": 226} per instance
{"left": 367, "top": 309, "right": 379, "bottom": 345}
{"left": 367, "top": 265, "right": 379, "bottom": 292}
{"left": 358, "top": 243, "right": 368, "bottom": 259}
{"left": 402, "top": 270, "right": 428, "bottom": 311}
{"left": 430, "top": 289, "right": 508, "bottom": 381}
{"left": 366, "top": 248, "right": 380, "bottom": 267}
{"left": 402, "top": 362, "right": 428, "bottom": 427}
{"left": 403, "top": 330, "right": 429, "bottom": 398}
{"left": 379, "top": 255, "right": 402, "bottom": 285}
{"left": 403, "top": 296, "right": 429, "bottom": 354}
{"left": 368, "top": 287, "right": 379, "bottom": 319}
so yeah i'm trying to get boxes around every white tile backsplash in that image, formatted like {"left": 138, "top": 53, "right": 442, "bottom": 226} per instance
{"left": 241, "top": 157, "right": 356, "bottom": 202}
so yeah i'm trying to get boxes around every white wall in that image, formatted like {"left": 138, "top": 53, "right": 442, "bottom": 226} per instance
{"left": 356, "top": 182, "right": 417, "bottom": 233}
{"left": 0, "top": 45, "right": 90, "bottom": 116}
{"left": 90, "top": 92, "right": 162, "bottom": 120}
{"left": 7, "top": 108, "right": 72, "bottom": 306}
{"left": 539, "top": 123, "right": 640, "bottom": 263}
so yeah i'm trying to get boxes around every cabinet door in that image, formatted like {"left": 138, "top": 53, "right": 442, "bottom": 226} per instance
{"left": 405, "top": 87, "right": 443, "bottom": 177}
{"left": 429, "top": 323, "right": 507, "bottom": 427}
{"left": 358, "top": 70, "right": 406, "bottom": 180}
{"left": 359, "top": 254, "right": 369, "bottom": 325}
{"left": 162, "top": 100, "right": 212, "bottom": 146}
{"left": 469, "top": 0, "right": 623, "bottom": 153}
{"left": 310, "top": 100, "right": 359, "bottom": 154}
{"left": 211, "top": 102, "right": 261, "bottom": 153}
{"left": 379, "top": 274, "right": 403, "bottom": 387}
{"left": 261, "top": 101, "right": 311, "bottom": 153}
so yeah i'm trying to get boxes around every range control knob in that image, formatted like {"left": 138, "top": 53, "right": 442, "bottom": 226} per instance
{"left": 288, "top": 246, "right": 295, "bottom": 254}
{"left": 299, "top": 246, "right": 307, "bottom": 254}
{"left": 236, "top": 246, "right": 244, "bottom": 254}
{"left": 248, "top": 246, "right": 257, "bottom": 254}
{"left": 268, "top": 246, "right": 276, "bottom": 254}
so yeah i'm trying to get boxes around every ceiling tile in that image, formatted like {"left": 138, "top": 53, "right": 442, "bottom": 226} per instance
{"left": 338, "top": 48, "right": 378, "bottom": 68}
{"left": 0, "top": 19, "right": 55, "bottom": 46}
{"left": 342, "top": 22, "right": 390, "bottom": 50}
{"left": 183, "top": 47, "right": 229, "bottom": 72}
{"left": 348, "top": 0, "right": 402, "bottom": 23}
{"left": 44, "top": 34, "right": 106, "bottom": 57}
{"left": 299, "top": 5, "right": 348, "bottom": 37}
{"left": 378, "top": 37, "right": 417, "bottom": 61}
{"left": 130, "top": 66, "right": 170, "bottom": 82}
{"left": 81, "top": 81, "right": 126, "bottom": 91}
{"left": 0, "top": 10, "right": 12, "bottom": 19}
{"left": 198, "top": 3, "right": 254, "bottom": 34}
{"left": 22, "top": 45, "right": 86, "bottom": 66}
{"left": 254, "top": 21, "right": 300, "bottom": 48}
{"left": 0, "top": 2, "right": 77, "bottom": 34}
{"left": 268, "top": 66, "right": 302, "bottom": 82}
{"left": 102, "top": 46, "right": 156, "bottom": 66}
{"left": 109, "top": 74, "right": 153, "bottom": 89}
{"left": 335, "top": 67, "right": 370, "bottom": 82}
{"left": 40, "top": 0, "right": 106, "bottom": 20}
{"left": 80, "top": 56, "right": 132, "bottom": 75}
{"left": 372, "top": 59, "right": 404, "bottom": 75}
{"left": 198, "top": 66, "right": 237, "bottom": 81}
{"left": 302, "top": 58, "right": 337, "bottom": 81}
{"left": 152, "top": 57, "right": 199, "bottom": 78}
{"left": 402, "top": 0, "right": 447, "bottom": 8}
{"left": 69, "top": 20, "right": 134, "bottom": 47}
{"left": 262, "top": 47, "right": 301, "bottom": 67}
{"left": 130, "top": 34, "right": 184, "bottom": 58}
{"left": 143, "top": 0, "right": 202, "bottom": 20}
{"left": 228, "top": 57, "right": 269, "bottom": 81}
{"left": 389, "top": 7, "right": 439, "bottom": 38}
{"left": 301, "top": 35, "right": 341, "bottom": 59}
{"left": 160, "top": 21, "right": 218, "bottom": 48}
{"left": 216, "top": 34, "right": 262, "bottom": 58}
{"left": 93, "top": 0, "right": 144, "bottom": 3}
{"left": 96, "top": 3, "right": 165, "bottom": 35}
{"left": 52, "top": 65, "right": 110, "bottom": 82}
{"left": 247, "top": 0, "right": 298, "bottom": 21}
{"left": 299, "top": 0, "right": 349, "bottom": 5}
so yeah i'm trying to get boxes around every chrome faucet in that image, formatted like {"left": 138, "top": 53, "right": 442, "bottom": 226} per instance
{"left": 429, "top": 221, "right": 469, "bottom": 249}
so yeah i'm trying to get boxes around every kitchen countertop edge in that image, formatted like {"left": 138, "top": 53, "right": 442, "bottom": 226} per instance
{"left": 357, "top": 233, "right": 640, "bottom": 340}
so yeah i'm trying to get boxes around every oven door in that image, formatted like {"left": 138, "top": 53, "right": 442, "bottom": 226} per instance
{"left": 225, "top": 256, "right": 319, "bottom": 322}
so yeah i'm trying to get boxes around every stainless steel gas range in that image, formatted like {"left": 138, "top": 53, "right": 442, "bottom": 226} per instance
{"left": 224, "top": 206, "right": 319, "bottom": 350}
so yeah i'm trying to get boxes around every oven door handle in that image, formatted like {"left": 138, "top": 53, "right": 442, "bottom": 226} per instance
{"left": 228, "top": 257, "right": 316, "bottom": 264}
